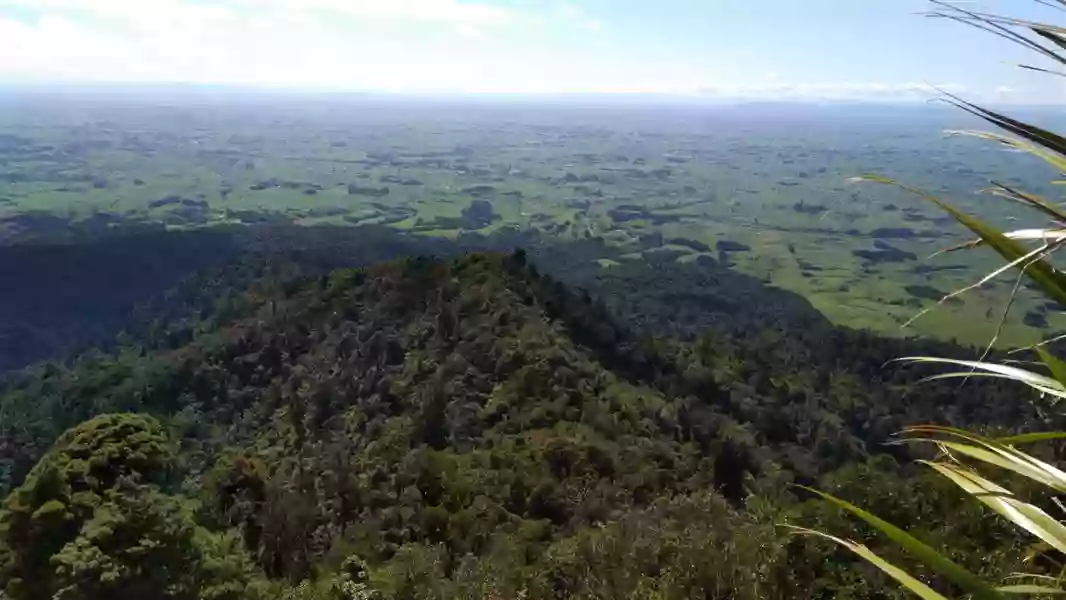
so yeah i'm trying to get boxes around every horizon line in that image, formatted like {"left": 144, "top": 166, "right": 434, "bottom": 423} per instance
{"left": 0, "top": 82, "right": 1052, "bottom": 108}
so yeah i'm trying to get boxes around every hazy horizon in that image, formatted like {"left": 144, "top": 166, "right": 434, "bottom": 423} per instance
{"left": 1, "top": 82, "right": 1062, "bottom": 111}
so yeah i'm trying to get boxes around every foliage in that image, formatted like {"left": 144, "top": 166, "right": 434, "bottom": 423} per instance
{"left": 4, "top": 77, "right": 1063, "bottom": 347}
{"left": 4, "top": 5, "right": 1063, "bottom": 598}
{"left": 801, "top": 2, "right": 1066, "bottom": 597}
{"left": 0, "top": 413, "right": 256, "bottom": 600}
{"left": 0, "top": 244, "right": 1054, "bottom": 598}
{"left": 48, "top": 485, "right": 200, "bottom": 600}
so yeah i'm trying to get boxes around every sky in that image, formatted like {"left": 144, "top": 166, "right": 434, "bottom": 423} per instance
{"left": 1, "top": 0, "right": 1064, "bottom": 103}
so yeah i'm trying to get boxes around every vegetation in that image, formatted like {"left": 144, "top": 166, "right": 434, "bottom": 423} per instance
{"left": 0, "top": 243, "right": 1057, "bottom": 598}
{"left": 4, "top": 4, "right": 1066, "bottom": 598}
{"left": 0, "top": 413, "right": 256, "bottom": 600}
{"left": 2, "top": 88, "right": 1064, "bottom": 346}
{"left": 800, "top": 2, "right": 1066, "bottom": 597}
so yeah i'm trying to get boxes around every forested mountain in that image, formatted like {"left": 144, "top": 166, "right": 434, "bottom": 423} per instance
{"left": 0, "top": 237, "right": 1057, "bottom": 599}
{"left": 0, "top": 225, "right": 459, "bottom": 373}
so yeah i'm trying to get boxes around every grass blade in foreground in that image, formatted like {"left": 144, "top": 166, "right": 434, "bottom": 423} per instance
{"left": 1035, "top": 346, "right": 1066, "bottom": 387}
{"left": 994, "top": 432, "right": 1066, "bottom": 445}
{"left": 902, "top": 426, "right": 1066, "bottom": 493}
{"left": 787, "top": 526, "right": 951, "bottom": 600}
{"left": 813, "top": 3, "right": 1066, "bottom": 598}
{"left": 798, "top": 487, "right": 1006, "bottom": 600}
{"left": 921, "top": 461, "right": 1066, "bottom": 555}
{"left": 896, "top": 357, "right": 1066, "bottom": 401}
{"left": 996, "top": 584, "right": 1066, "bottom": 595}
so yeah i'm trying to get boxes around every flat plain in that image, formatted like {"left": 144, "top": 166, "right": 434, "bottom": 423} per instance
{"left": 2, "top": 90, "right": 1063, "bottom": 346}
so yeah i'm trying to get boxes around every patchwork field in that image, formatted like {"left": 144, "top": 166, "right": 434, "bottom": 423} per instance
{"left": 2, "top": 90, "right": 1063, "bottom": 346}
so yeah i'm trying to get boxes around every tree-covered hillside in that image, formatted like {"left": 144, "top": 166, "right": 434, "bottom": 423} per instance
{"left": 0, "top": 247, "right": 1056, "bottom": 599}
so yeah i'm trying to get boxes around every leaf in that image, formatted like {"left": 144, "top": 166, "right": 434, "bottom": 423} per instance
{"left": 996, "top": 584, "right": 1066, "bottom": 594}
{"left": 914, "top": 437, "right": 1066, "bottom": 492}
{"left": 922, "top": 461, "right": 1066, "bottom": 555}
{"left": 1019, "top": 64, "right": 1066, "bottom": 78}
{"left": 995, "top": 431, "right": 1066, "bottom": 445}
{"left": 951, "top": 12, "right": 1066, "bottom": 37}
{"left": 898, "top": 356, "right": 1066, "bottom": 398}
{"left": 1034, "top": 27, "right": 1066, "bottom": 53}
{"left": 925, "top": 3, "right": 1066, "bottom": 66}
{"left": 944, "top": 92, "right": 1066, "bottom": 160}
{"left": 1004, "top": 229, "right": 1066, "bottom": 242}
{"left": 945, "top": 130, "right": 1066, "bottom": 178}
{"left": 923, "top": 374, "right": 1066, "bottom": 400}
{"left": 856, "top": 176, "right": 1066, "bottom": 309}
{"left": 985, "top": 181, "right": 1066, "bottom": 224}
{"left": 800, "top": 487, "right": 1005, "bottom": 600}
{"left": 903, "top": 426, "right": 1066, "bottom": 494}
{"left": 786, "top": 526, "right": 951, "bottom": 600}
{"left": 1036, "top": 346, "right": 1066, "bottom": 388}
{"left": 950, "top": 227, "right": 1066, "bottom": 248}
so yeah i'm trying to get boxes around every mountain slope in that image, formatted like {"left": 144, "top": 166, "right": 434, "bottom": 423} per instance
{"left": 0, "top": 249, "right": 1050, "bottom": 599}
{"left": 0, "top": 252, "right": 707, "bottom": 573}
{"left": 0, "top": 225, "right": 461, "bottom": 373}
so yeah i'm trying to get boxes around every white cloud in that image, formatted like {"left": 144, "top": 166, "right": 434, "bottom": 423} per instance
{"left": 0, "top": 11, "right": 984, "bottom": 100}
{"left": 1, "top": 0, "right": 237, "bottom": 33}
{"left": 558, "top": 3, "right": 582, "bottom": 19}
{"left": 0, "top": 0, "right": 518, "bottom": 28}
{"left": 579, "top": 19, "right": 602, "bottom": 32}
{"left": 242, "top": 0, "right": 517, "bottom": 26}
{"left": 1, "top": 10, "right": 391, "bottom": 86}
{"left": 995, "top": 85, "right": 1016, "bottom": 95}
{"left": 0, "top": 16, "right": 142, "bottom": 81}
{"left": 453, "top": 22, "right": 485, "bottom": 39}
{"left": 0, "top": 0, "right": 531, "bottom": 86}
{"left": 0, "top": 1, "right": 1009, "bottom": 100}
{"left": 555, "top": 2, "right": 602, "bottom": 32}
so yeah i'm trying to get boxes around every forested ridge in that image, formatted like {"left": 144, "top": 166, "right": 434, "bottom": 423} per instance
{"left": 0, "top": 227, "right": 1059, "bottom": 598}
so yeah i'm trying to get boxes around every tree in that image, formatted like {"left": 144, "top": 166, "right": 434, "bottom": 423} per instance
{"left": 0, "top": 413, "right": 175, "bottom": 599}
{"left": 49, "top": 484, "right": 200, "bottom": 600}
{"left": 0, "top": 413, "right": 257, "bottom": 600}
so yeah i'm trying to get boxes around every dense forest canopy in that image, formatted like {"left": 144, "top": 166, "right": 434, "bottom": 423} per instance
{"left": 0, "top": 224, "right": 1057, "bottom": 598}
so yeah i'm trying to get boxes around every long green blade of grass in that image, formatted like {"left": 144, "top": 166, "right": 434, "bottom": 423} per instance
{"left": 996, "top": 584, "right": 1066, "bottom": 594}
{"left": 946, "top": 130, "right": 1066, "bottom": 178}
{"left": 899, "top": 356, "right": 1066, "bottom": 397}
{"left": 918, "top": 372, "right": 1066, "bottom": 400}
{"left": 787, "top": 526, "right": 951, "bottom": 600}
{"left": 816, "top": 4, "right": 1066, "bottom": 599}
{"left": 1036, "top": 346, "right": 1066, "bottom": 387}
{"left": 944, "top": 92, "right": 1066, "bottom": 159}
{"left": 903, "top": 426, "right": 1066, "bottom": 493}
{"left": 984, "top": 181, "right": 1066, "bottom": 224}
{"left": 995, "top": 431, "right": 1066, "bottom": 445}
{"left": 922, "top": 461, "right": 1066, "bottom": 555}
{"left": 800, "top": 487, "right": 1005, "bottom": 600}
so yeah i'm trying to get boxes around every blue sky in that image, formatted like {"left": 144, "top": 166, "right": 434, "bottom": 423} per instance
{"left": 0, "top": 0, "right": 1063, "bottom": 103}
